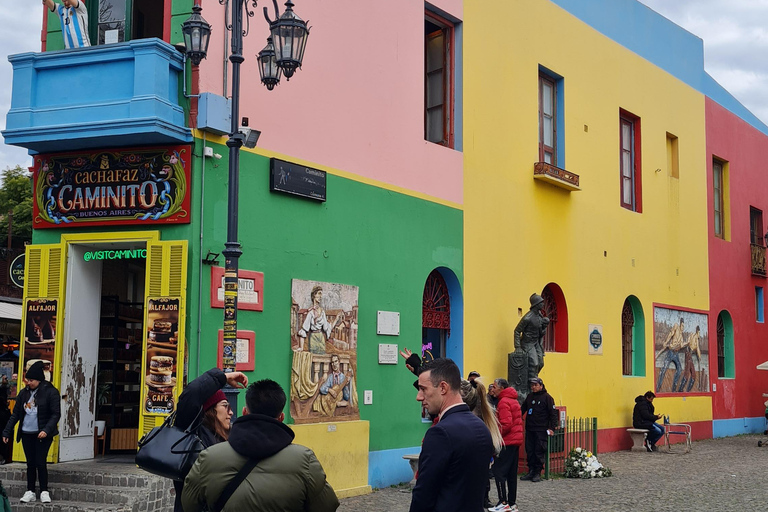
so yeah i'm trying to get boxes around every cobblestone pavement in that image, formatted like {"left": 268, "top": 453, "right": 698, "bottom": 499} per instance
{"left": 339, "top": 435, "right": 768, "bottom": 511}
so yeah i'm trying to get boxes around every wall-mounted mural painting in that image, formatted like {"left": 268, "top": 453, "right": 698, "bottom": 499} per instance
{"left": 654, "top": 306, "right": 709, "bottom": 394}
{"left": 289, "top": 279, "right": 359, "bottom": 424}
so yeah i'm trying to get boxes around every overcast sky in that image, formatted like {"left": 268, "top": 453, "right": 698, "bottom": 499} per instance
{"left": 1, "top": 1, "right": 767, "bottom": 171}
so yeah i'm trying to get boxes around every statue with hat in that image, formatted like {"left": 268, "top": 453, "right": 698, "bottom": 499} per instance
{"left": 508, "top": 293, "right": 550, "bottom": 403}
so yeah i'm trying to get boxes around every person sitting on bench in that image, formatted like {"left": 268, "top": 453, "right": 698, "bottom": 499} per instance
{"left": 632, "top": 391, "right": 664, "bottom": 452}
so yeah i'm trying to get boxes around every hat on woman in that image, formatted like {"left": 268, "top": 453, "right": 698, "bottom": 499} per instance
{"left": 26, "top": 361, "right": 46, "bottom": 382}
{"left": 203, "top": 390, "right": 227, "bottom": 411}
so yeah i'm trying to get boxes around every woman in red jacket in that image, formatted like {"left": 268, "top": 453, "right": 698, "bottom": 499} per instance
{"left": 489, "top": 378, "right": 523, "bottom": 512}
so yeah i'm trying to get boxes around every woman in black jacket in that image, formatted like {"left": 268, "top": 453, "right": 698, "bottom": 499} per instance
{"left": 2, "top": 361, "right": 61, "bottom": 504}
{"left": 172, "top": 368, "right": 248, "bottom": 512}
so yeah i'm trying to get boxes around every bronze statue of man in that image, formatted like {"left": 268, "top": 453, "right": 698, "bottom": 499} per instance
{"left": 509, "top": 293, "right": 550, "bottom": 403}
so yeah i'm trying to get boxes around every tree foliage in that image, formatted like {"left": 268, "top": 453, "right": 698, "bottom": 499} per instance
{"left": 0, "top": 165, "right": 33, "bottom": 246}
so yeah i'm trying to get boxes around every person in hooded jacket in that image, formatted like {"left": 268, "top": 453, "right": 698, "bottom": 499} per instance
{"left": 2, "top": 361, "right": 60, "bottom": 504}
{"left": 632, "top": 391, "right": 664, "bottom": 451}
{"left": 520, "top": 377, "right": 558, "bottom": 483}
{"left": 172, "top": 368, "right": 248, "bottom": 512}
{"left": 182, "top": 378, "right": 339, "bottom": 512}
{"left": 490, "top": 379, "right": 523, "bottom": 512}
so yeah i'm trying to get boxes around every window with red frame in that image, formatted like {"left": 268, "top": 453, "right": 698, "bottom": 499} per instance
{"left": 620, "top": 110, "right": 642, "bottom": 212}
{"left": 89, "top": 0, "right": 169, "bottom": 46}
{"left": 541, "top": 284, "right": 568, "bottom": 353}
{"left": 425, "top": 11, "right": 454, "bottom": 148}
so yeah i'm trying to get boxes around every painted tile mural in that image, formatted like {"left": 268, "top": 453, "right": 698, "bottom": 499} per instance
{"left": 289, "top": 279, "right": 359, "bottom": 424}
{"left": 654, "top": 306, "right": 709, "bottom": 394}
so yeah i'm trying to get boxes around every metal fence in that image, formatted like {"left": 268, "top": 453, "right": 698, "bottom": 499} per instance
{"left": 543, "top": 417, "right": 598, "bottom": 479}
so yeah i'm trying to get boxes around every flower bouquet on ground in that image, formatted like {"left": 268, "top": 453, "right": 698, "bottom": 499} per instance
{"left": 564, "top": 447, "right": 612, "bottom": 479}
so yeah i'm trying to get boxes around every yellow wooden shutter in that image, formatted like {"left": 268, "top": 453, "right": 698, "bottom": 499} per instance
{"left": 140, "top": 240, "right": 188, "bottom": 435}
{"left": 16, "top": 243, "right": 66, "bottom": 463}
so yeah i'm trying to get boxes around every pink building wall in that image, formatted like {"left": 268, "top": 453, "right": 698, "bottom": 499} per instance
{"left": 196, "top": 0, "right": 464, "bottom": 205}
{"left": 706, "top": 97, "right": 768, "bottom": 421}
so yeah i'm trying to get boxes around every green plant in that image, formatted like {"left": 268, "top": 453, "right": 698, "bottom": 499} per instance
{"left": 96, "top": 377, "right": 111, "bottom": 418}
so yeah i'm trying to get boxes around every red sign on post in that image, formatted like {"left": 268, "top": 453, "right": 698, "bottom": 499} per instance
{"left": 210, "top": 266, "right": 264, "bottom": 311}
{"left": 217, "top": 330, "right": 255, "bottom": 371}
{"left": 32, "top": 146, "right": 192, "bottom": 228}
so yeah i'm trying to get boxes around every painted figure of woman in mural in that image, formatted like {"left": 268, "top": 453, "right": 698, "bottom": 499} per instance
{"left": 297, "top": 286, "right": 340, "bottom": 354}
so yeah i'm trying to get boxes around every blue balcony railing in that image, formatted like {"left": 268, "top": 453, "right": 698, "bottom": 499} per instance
{"left": 2, "top": 38, "right": 192, "bottom": 154}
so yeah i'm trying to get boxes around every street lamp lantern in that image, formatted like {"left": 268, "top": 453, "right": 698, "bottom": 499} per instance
{"left": 265, "top": 0, "right": 310, "bottom": 79}
{"left": 257, "top": 37, "right": 282, "bottom": 90}
{"left": 181, "top": 4, "right": 212, "bottom": 66}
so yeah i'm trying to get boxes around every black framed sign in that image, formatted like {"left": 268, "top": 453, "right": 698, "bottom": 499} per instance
{"left": 269, "top": 158, "right": 326, "bottom": 202}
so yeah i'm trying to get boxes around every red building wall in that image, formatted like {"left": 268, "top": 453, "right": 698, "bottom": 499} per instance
{"left": 706, "top": 98, "right": 768, "bottom": 422}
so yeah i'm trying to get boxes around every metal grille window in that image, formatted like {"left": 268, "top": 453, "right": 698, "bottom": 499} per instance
{"left": 542, "top": 287, "right": 557, "bottom": 352}
{"left": 422, "top": 270, "right": 450, "bottom": 332}
{"left": 717, "top": 314, "right": 725, "bottom": 378}
{"left": 621, "top": 299, "right": 634, "bottom": 376}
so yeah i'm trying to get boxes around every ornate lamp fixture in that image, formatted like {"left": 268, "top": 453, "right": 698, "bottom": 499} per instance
{"left": 257, "top": 37, "right": 282, "bottom": 90}
{"left": 180, "top": 4, "right": 212, "bottom": 66}
{"left": 264, "top": 0, "right": 310, "bottom": 80}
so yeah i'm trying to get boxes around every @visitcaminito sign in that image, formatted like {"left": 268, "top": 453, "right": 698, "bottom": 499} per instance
{"left": 9, "top": 253, "right": 24, "bottom": 288}
{"left": 32, "top": 146, "right": 191, "bottom": 228}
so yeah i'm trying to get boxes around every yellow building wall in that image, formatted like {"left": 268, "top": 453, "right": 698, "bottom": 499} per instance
{"left": 292, "top": 421, "right": 371, "bottom": 499}
{"left": 463, "top": 0, "right": 710, "bottom": 429}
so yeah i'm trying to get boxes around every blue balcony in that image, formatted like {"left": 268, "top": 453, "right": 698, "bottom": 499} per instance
{"left": 2, "top": 38, "right": 192, "bottom": 154}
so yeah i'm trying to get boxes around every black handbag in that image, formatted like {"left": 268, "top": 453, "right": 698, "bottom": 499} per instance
{"left": 135, "top": 408, "right": 204, "bottom": 481}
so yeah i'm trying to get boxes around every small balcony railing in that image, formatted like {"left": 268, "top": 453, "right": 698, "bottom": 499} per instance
{"left": 751, "top": 243, "right": 766, "bottom": 276}
{"left": 533, "top": 162, "right": 581, "bottom": 191}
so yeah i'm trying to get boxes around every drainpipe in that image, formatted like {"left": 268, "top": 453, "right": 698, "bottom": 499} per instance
{"left": 196, "top": 131, "right": 207, "bottom": 377}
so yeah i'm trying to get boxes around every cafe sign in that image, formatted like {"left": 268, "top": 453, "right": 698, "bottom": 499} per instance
{"left": 32, "top": 146, "right": 191, "bottom": 228}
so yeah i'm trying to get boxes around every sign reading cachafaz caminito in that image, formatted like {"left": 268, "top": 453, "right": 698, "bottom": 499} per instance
{"left": 32, "top": 146, "right": 191, "bottom": 228}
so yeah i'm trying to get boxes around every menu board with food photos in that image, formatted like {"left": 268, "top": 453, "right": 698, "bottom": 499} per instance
{"left": 142, "top": 297, "right": 181, "bottom": 415}
{"left": 20, "top": 299, "right": 57, "bottom": 394}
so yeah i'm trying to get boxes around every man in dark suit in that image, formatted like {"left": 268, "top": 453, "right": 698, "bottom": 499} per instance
{"left": 410, "top": 358, "right": 494, "bottom": 512}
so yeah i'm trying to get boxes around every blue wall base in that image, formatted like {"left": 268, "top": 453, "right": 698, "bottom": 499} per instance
{"left": 713, "top": 417, "right": 767, "bottom": 438}
{"left": 368, "top": 446, "right": 420, "bottom": 489}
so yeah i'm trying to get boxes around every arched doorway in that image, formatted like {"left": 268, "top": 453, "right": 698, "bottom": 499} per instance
{"left": 422, "top": 270, "right": 450, "bottom": 362}
{"left": 421, "top": 267, "right": 463, "bottom": 367}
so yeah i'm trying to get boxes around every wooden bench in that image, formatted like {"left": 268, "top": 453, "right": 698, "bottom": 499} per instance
{"left": 402, "top": 454, "right": 419, "bottom": 485}
{"left": 627, "top": 428, "right": 649, "bottom": 452}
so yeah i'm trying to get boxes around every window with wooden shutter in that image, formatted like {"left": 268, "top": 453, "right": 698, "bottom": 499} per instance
{"left": 17, "top": 243, "right": 66, "bottom": 463}
{"left": 139, "top": 240, "right": 188, "bottom": 436}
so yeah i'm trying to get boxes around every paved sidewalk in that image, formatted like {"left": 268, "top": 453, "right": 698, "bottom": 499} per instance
{"left": 339, "top": 435, "right": 768, "bottom": 511}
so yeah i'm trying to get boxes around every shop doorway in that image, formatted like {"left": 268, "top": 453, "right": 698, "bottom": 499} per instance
{"left": 59, "top": 242, "right": 145, "bottom": 462}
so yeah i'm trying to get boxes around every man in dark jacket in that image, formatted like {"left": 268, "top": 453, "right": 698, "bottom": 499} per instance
{"left": 633, "top": 391, "right": 664, "bottom": 451}
{"left": 521, "top": 377, "right": 558, "bottom": 482}
{"left": 410, "top": 358, "right": 494, "bottom": 512}
{"left": 182, "top": 379, "right": 338, "bottom": 512}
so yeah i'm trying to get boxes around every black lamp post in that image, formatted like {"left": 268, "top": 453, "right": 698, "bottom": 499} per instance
{"left": 181, "top": 0, "right": 309, "bottom": 412}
